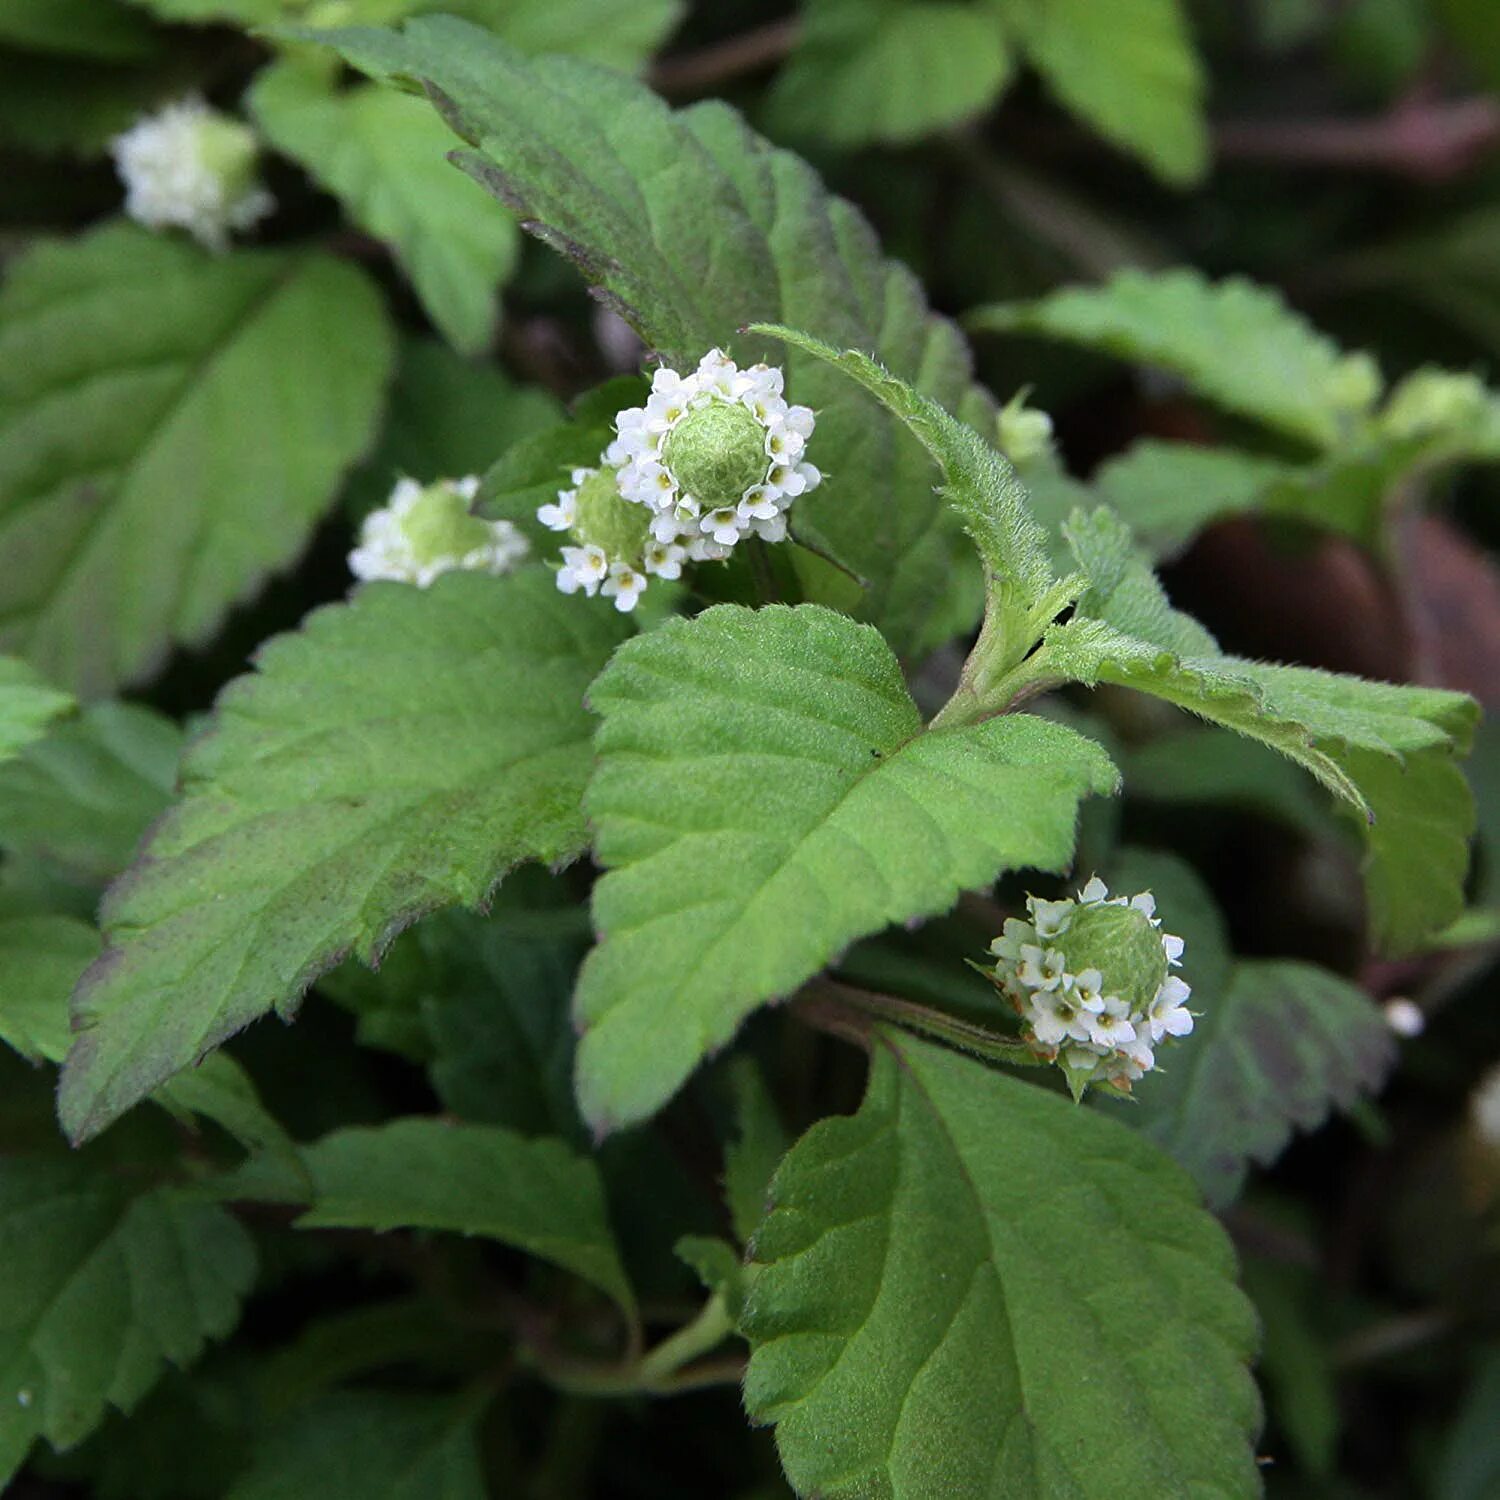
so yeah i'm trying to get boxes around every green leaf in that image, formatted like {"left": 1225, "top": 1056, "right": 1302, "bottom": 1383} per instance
{"left": 298, "top": 1118, "right": 634, "bottom": 1317}
{"left": 427, "top": 0, "right": 683, "bottom": 71}
{"left": 770, "top": 0, "right": 1012, "bottom": 146}
{"left": 250, "top": 56, "right": 520, "bottom": 356}
{"left": 1093, "top": 439, "right": 1293, "bottom": 559}
{"left": 226, "top": 1391, "right": 485, "bottom": 1500}
{"left": 574, "top": 603, "right": 1118, "bottom": 1132}
{"left": 994, "top": 0, "right": 1208, "bottom": 185}
{"left": 0, "top": 0, "right": 156, "bottom": 62}
{"left": 0, "top": 657, "right": 72, "bottom": 765}
{"left": 0, "top": 912, "right": 97, "bottom": 1064}
{"left": 58, "top": 570, "right": 630, "bottom": 1143}
{"left": 348, "top": 336, "right": 562, "bottom": 518}
{"left": 310, "top": 15, "right": 998, "bottom": 657}
{"left": 0, "top": 223, "right": 394, "bottom": 696}
{"left": 0, "top": 1158, "right": 255, "bottom": 1482}
{"left": 1134, "top": 959, "right": 1394, "bottom": 1206}
{"left": 970, "top": 267, "right": 1363, "bottom": 448}
{"left": 1043, "top": 599, "right": 1477, "bottom": 950}
{"left": 742, "top": 1032, "right": 1262, "bottom": 1498}
{"left": 0, "top": 701, "right": 180, "bottom": 882}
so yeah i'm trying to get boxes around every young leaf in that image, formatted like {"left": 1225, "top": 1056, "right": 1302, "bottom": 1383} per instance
{"left": 0, "top": 657, "right": 72, "bottom": 765}
{"left": 742, "top": 1032, "right": 1262, "bottom": 1498}
{"left": 225, "top": 1391, "right": 485, "bottom": 1500}
{"left": 574, "top": 603, "right": 1118, "bottom": 1133}
{"left": 298, "top": 1118, "right": 634, "bottom": 1317}
{"left": 970, "top": 267, "right": 1363, "bottom": 448}
{"left": 58, "top": 571, "right": 630, "bottom": 1144}
{"left": 0, "top": 223, "right": 394, "bottom": 696}
{"left": 309, "top": 15, "right": 997, "bottom": 657}
{"left": 770, "top": 0, "right": 1013, "bottom": 146}
{"left": 0, "top": 1158, "right": 255, "bottom": 1483}
{"left": 0, "top": 701, "right": 180, "bottom": 883}
{"left": 994, "top": 0, "right": 1208, "bottom": 185}
{"left": 249, "top": 57, "right": 520, "bottom": 356}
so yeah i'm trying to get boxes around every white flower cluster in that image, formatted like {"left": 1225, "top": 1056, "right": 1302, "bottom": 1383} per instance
{"left": 538, "top": 466, "right": 683, "bottom": 612}
{"left": 537, "top": 349, "right": 819, "bottom": 612}
{"left": 350, "top": 476, "right": 529, "bottom": 588}
{"left": 609, "top": 349, "right": 820, "bottom": 556}
{"left": 112, "top": 97, "right": 274, "bottom": 252}
{"left": 990, "top": 876, "right": 1192, "bottom": 1095}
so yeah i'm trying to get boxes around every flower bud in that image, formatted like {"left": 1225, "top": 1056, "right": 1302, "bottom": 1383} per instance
{"left": 350, "top": 477, "right": 528, "bottom": 588}
{"left": 1382, "top": 369, "right": 1490, "bottom": 440}
{"left": 988, "top": 876, "right": 1192, "bottom": 1097}
{"left": 996, "top": 392, "right": 1055, "bottom": 466}
{"left": 112, "top": 97, "right": 274, "bottom": 252}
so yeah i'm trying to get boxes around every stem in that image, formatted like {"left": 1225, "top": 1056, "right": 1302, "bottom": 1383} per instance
{"left": 527, "top": 1294, "right": 739, "bottom": 1399}
{"left": 745, "top": 536, "right": 782, "bottom": 605}
{"left": 649, "top": 18, "right": 802, "bottom": 96}
{"left": 929, "top": 643, "right": 1061, "bottom": 731}
{"left": 812, "top": 980, "right": 1042, "bottom": 1069}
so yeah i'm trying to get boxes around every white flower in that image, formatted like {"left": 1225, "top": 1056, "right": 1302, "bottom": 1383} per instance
{"left": 350, "top": 476, "right": 529, "bottom": 588}
{"left": 643, "top": 540, "right": 686, "bottom": 580}
{"left": 610, "top": 349, "right": 819, "bottom": 567}
{"left": 112, "top": 97, "right": 273, "bottom": 252}
{"left": 557, "top": 544, "right": 609, "bottom": 596}
{"left": 536, "top": 489, "right": 578, "bottom": 532}
{"left": 988, "top": 876, "right": 1193, "bottom": 1097}
{"left": 601, "top": 561, "right": 647, "bottom": 612}
{"left": 1383, "top": 998, "right": 1425, "bottom": 1038}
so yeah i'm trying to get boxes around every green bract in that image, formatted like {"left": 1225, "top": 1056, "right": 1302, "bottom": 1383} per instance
{"left": 660, "top": 400, "right": 768, "bottom": 507}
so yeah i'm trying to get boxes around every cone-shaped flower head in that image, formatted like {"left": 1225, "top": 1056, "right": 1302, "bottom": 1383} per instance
{"left": 350, "top": 476, "right": 529, "bottom": 588}
{"left": 988, "top": 875, "right": 1192, "bottom": 1097}
{"left": 538, "top": 464, "right": 681, "bottom": 611}
{"left": 610, "top": 348, "right": 820, "bottom": 552}
{"left": 112, "top": 97, "right": 274, "bottom": 252}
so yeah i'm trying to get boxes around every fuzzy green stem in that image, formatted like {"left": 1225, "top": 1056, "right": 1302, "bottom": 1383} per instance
{"left": 818, "top": 982, "right": 1042, "bottom": 1068}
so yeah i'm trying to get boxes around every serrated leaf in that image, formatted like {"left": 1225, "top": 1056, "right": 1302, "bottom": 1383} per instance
{"left": 311, "top": 15, "right": 997, "bottom": 657}
{"left": 226, "top": 1391, "right": 485, "bottom": 1500}
{"left": 0, "top": 223, "right": 394, "bottom": 696}
{"left": 1043, "top": 608, "right": 1477, "bottom": 950}
{"left": 574, "top": 603, "right": 1118, "bottom": 1132}
{"left": 0, "top": 1159, "right": 255, "bottom": 1482}
{"left": 298, "top": 1118, "right": 634, "bottom": 1317}
{"left": 348, "top": 336, "right": 561, "bottom": 518}
{"left": 58, "top": 570, "right": 630, "bottom": 1143}
{"left": 995, "top": 0, "right": 1208, "bottom": 184}
{"left": 971, "top": 267, "right": 1360, "bottom": 447}
{"left": 0, "top": 0, "right": 157, "bottom": 62}
{"left": 250, "top": 57, "right": 520, "bottom": 356}
{"left": 0, "top": 657, "right": 72, "bottom": 765}
{"left": 742, "top": 1031, "right": 1261, "bottom": 1498}
{"left": 0, "top": 701, "right": 180, "bottom": 882}
{"left": 0, "top": 912, "right": 97, "bottom": 1063}
{"left": 770, "top": 0, "right": 1012, "bottom": 146}
{"left": 1132, "top": 959, "right": 1395, "bottom": 1207}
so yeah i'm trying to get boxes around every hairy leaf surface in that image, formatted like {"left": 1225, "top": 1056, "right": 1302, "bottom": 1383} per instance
{"left": 971, "top": 268, "right": 1362, "bottom": 448}
{"left": 59, "top": 571, "right": 629, "bottom": 1143}
{"left": 742, "top": 1032, "right": 1262, "bottom": 1498}
{"left": 0, "top": 224, "right": 393, "bottom": 695}
{"left": 314, "top": 16, "right": 997, "bottom": 656}
{"left": 574, "top": 604, "right": 1117, "bottom": 1132}
{"left": 250, "top": 57, "right": 520, "bottom": 355}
